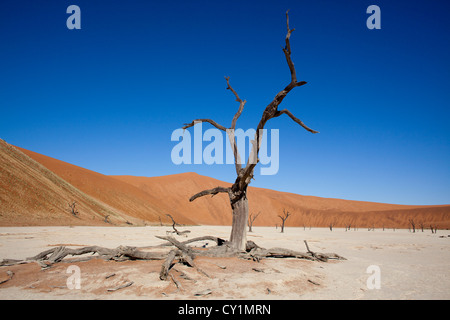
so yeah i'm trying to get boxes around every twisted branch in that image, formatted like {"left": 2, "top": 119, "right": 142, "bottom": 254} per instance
{"left": 189, "top": 186, "right": 231, "bottom": 202}
{"left": 238, "top": 10, "right": 317, "bottom": 188}
{"left": 273, "top": 109, "right": 319, "bottom": 133}
{"left": 182, "top": 119, "right": 227, "bottom": 132}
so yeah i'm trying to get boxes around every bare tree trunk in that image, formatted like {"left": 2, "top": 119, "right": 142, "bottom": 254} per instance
{"left": 229, "top": 196, "right": 249, "bottom": 250}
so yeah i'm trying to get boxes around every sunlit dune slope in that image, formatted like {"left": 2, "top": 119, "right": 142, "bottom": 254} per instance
{"left": 1, "top": 140, "right": 448, "bottom": 229}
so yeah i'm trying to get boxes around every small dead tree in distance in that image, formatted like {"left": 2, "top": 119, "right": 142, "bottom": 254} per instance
{"left": 278, "top": 209, "right": 291, "bottom": 233}
{"left": 430, "top": 225, "right": 437, "bottom": 234}
{"left": 329, "top": 221, "right": 334, "bottom": 231}
{"left": 409, "top": 219, "right": 416, "bottom": 233}
{"left": 248, "top": 211, "right": 261, "bottom": 232}
{"left": 419, "top": 222, "right": 424, "bottom": 232}
{"left": 184, "top": 11, "right": 318, "bottom": 250}
{"left": 68, "top": 201, "right": 79, "bottom": 217}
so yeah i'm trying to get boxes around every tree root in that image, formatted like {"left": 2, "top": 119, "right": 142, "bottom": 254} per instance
{"left": 0, "top": 235, "right": 345, "bottom": 283}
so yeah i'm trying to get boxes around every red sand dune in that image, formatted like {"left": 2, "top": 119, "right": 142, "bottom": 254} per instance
{"left": 1, "top": 140, "right": 449, "bottom": 229}
{"left": 0, "top": 140, "right": 130, "bottom": 226}
{"left": 113, "top": 175, "right": 450, "bottom": 229}
{"left": 13, "top": 143, "right": 194, "bottom": 226}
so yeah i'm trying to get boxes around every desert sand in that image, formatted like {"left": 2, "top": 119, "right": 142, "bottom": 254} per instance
{"left": 0, "top": 225, "right": 448, "bottom": 300}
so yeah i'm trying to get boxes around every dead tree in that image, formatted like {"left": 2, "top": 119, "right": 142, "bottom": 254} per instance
{"left": 418, "top": 222, "right": 424, "bottom": 232}
{"left": 184, "top": 11, "right": 318, "bottom": 250}
{"left": 278, "top": 209, "right": 291, "bottom": 233}
{"left": 248, "top": 212, "right": 261, "bottom": 232}
{"left": 409, "top": 219, "right": 416, "bottom": 233}
{"left": 68, "top": 201, "right": 79, "bottom": 217}
{"left": 166, "top": 214, "right": 191, "bottom": 237}
{"left": 329, "top": 222, "right": 334, "bottom": 231}
{"left": 430, "top": 225, "right": 437, "bottom": 234}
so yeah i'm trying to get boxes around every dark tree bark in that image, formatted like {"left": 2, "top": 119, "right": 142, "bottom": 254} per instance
{"left": 185, "top": 11, "right": 318, "bottom": 250}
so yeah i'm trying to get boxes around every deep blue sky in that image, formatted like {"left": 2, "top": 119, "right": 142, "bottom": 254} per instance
{"left": 1, "top": 0, "right": 449, "bottom": 205}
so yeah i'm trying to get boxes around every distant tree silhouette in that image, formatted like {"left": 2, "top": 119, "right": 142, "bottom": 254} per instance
{"left": 248, "top": 212, "right": 261, "bottom": 232}
{"left": 68, "top": 201, "right": 79, "bottom": 217}
{"left": 278, "top": 209, "right": 292, "bottom": 233}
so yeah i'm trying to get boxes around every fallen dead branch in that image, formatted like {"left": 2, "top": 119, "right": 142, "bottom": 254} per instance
{"left": 194, "top": 288, "right": 212, "bottom": 296}
{"left": 165, "top": 214, "right": 191, "bottom": 237}
{"left": 0, "top": 271, "right": 14, "bottom": 285}
{"left": 170, "top": 274, "right": 183, "bottom": 291}
{"left": 308, "top": 279, "right": 320, "bottom": 286}
{"left": 0, "top": 234, "right": 345, "bottom": 285}
{"left": 107, "top": 281, "right": 134, "bottom": 292}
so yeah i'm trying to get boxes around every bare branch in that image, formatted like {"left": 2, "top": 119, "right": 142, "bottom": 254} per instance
{"left": 249, "top": 211, "right": 261, "bottom": 222}
{"left": 166, "top": 214, "right": 176, "bottom": 226}
{"left": 273, "top": 109, "right": 319, "bottom": 133}
{"left": 182, "top": 77, "right": 246, "bottom": 176}
{"left": 224, "top": 76, "right": 247, "bottom": 174}
{"left": 225, "top": 76, "right": 246, "bottom": 130}
{"left": 166, "top": 214, "right": 179, "bottom": 233}
{"left": 227, "top": 129, "right": 243, "bottom": 175}
{"left": 283, "top": 9, "right": 297, "bottom": 84}
{"left": 238, "top": 10, "right": 315, "bottom": 187}
{"left": 189, "top": 186, "right": 231, "bottom": 202}
{"left": 182, "top": 119, "right": 227, "bottom": 132}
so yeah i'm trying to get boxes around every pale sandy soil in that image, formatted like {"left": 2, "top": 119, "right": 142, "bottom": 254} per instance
{"left": 0, "top": 226, "right": 448, "bottom": 300}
